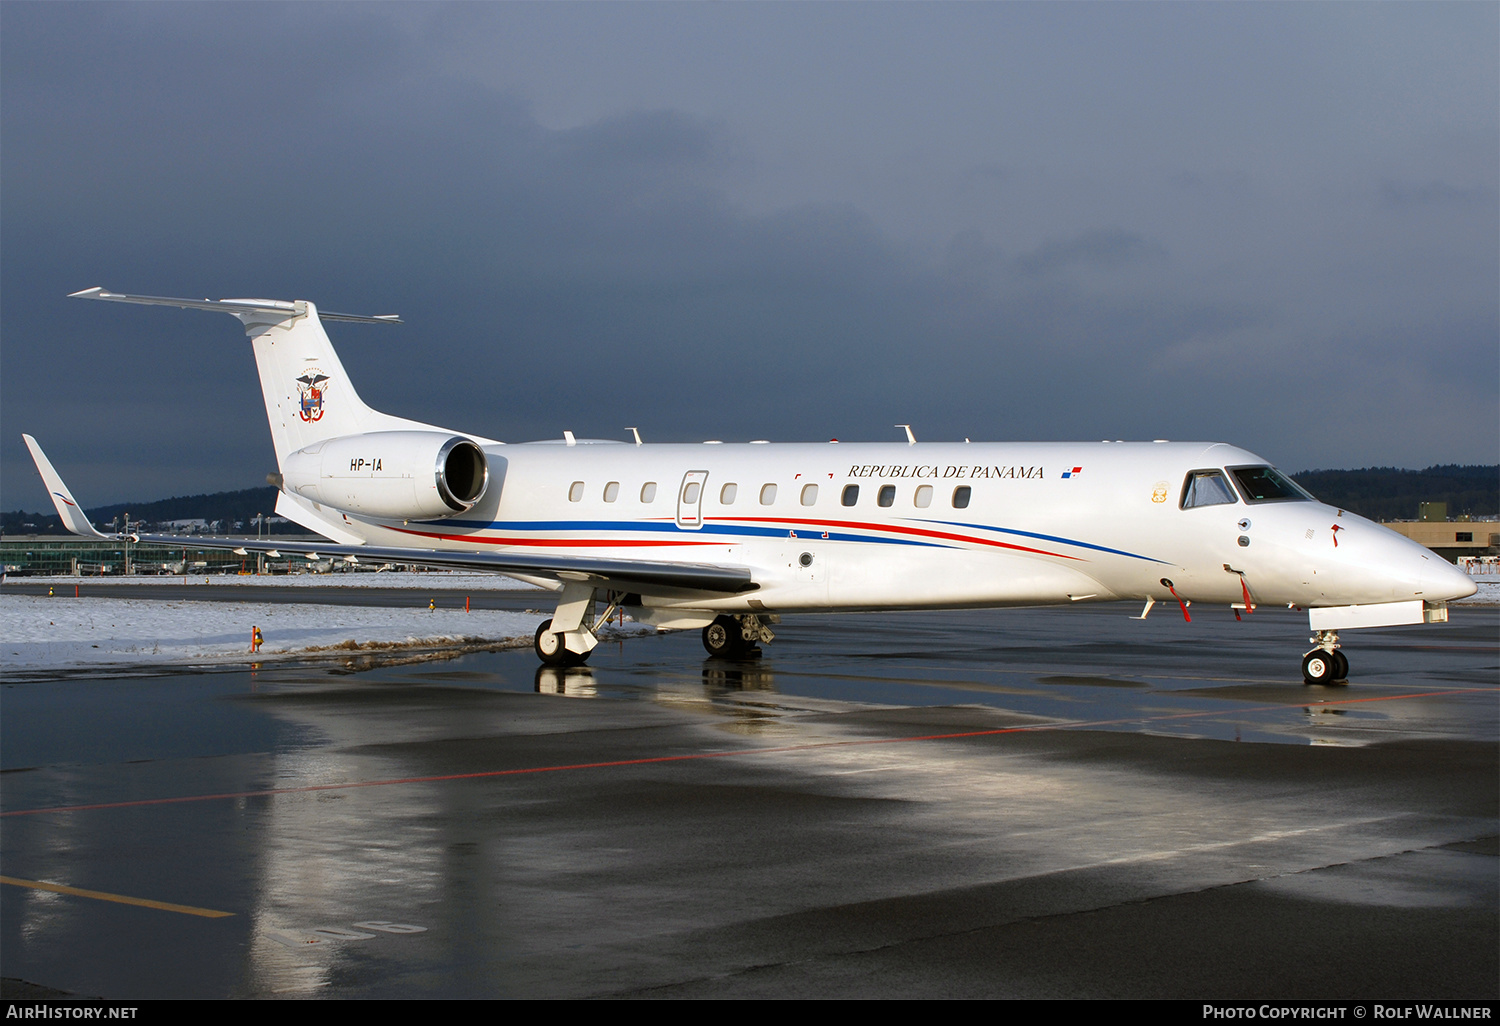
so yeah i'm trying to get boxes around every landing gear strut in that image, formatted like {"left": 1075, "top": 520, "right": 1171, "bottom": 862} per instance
{"left": 1302, "top": 630, "right": 1348, "bottom": 685}
{"left": 702, "top": 613, "right": 777, "bottom": 659}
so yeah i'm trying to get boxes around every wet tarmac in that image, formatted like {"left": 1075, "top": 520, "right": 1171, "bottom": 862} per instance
{"left": 2, "top": 601, "right": 1496, "bottom": 998}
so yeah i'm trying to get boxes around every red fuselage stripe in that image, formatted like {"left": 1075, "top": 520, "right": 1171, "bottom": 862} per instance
{"left": 392, "top": 516, "right": 1079, "bottom": 560}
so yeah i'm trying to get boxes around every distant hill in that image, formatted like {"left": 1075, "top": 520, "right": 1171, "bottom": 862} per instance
{"left": 4, "top": 465, "right": 1496, "bottom": 536}
{"left": 3, "top": 486, "right": 297, "bottom": 536}
{"left": 1290, "top": 465, "right": 1497, "bottom": 522}
{"left": 84, "top": 487, "right": 283, "bottom": 529}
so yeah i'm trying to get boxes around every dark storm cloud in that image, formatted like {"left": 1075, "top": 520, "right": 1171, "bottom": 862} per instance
{"left": 2, "top": 3, "right": 1496, "bottom": 510}
{"left": 1379, "top": 180, "right": 1489, "bottom": 208}
{"left": 1014, "top": 229, "right": 1167, "bottom": 278}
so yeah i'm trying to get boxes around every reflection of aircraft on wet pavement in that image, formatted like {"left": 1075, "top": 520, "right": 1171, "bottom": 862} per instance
{"left": 27, "top": 288, "right": 1475, "bottom": 683}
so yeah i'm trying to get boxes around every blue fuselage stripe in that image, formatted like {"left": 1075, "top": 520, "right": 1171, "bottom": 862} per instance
{"left": 415, "top": 516, "right": 1161, "bottom": 560}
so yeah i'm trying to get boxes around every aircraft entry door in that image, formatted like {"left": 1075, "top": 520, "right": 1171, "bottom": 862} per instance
{"left": 676, "top": 471, "right": 709, "bottom": 530}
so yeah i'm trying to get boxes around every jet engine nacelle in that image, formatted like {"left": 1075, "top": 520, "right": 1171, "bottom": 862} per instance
{"left": 282, "top": 431, "right": 489, "bottom": 521}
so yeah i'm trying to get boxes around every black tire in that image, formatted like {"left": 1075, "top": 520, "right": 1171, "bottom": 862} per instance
{"left": 535, "top": 619, "right": 589, "bottom": 666}
{"left": 702, "top": 615, "right": 747, "bottom": 659}
{"left": 1302, "top": 650, "right": 1336, "bottom": 685}
{"left": 1331, "top": 649, "right": 1349, "bottom": 681}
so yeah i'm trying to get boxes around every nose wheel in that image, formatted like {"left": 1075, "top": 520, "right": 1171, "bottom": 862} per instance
{"left": 1302, "top": 631, "right": 1348, "bottom": 685}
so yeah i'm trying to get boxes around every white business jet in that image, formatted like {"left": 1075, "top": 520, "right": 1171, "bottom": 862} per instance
{"left": 25, "top": 289, "right": 1476, "bottom": 683}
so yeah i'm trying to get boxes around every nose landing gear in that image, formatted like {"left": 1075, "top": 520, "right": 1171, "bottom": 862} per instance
{"left": 1302, "top": 630, "right": 1349, "bottom": 685}
{"left": 535, "top": 618, "right": 590, "bottom": 667}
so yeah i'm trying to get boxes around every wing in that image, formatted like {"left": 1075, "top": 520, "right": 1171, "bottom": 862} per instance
{"left": 23, "top": 436, "right": 757, "bottom": 596}
{"left": 135, "top": 534, "right": 757, "bottom": 594}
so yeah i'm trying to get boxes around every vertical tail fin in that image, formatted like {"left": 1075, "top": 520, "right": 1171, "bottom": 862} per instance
{"left": 237, "top": 300, "right": 419, "bottom": 461}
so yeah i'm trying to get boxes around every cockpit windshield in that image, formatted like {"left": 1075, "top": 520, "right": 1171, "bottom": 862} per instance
{"left": 1228, "top": 465, "right": 1315, "bottom": 503}
{"left": 1180, "top": 470, "right": 1238, "bottom": 509}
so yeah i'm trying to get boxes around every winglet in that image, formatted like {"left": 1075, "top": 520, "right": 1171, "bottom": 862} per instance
{"left": 21, "top": 435, "right": 110, "bottom": 538}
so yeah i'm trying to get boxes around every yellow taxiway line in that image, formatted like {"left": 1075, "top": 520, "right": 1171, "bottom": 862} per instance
{"left": 0, "top": 875, "right": 234, "bottom": 918}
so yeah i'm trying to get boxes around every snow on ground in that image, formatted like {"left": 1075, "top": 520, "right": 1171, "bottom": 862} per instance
{"left": 1455, "top": 577, "right": 1500, "bottom": 605}
{"left": 9, "top": 572, "right": 542, "bottom": 590}
{"left": 0, "top": 593, "right": 645, "bottom": 676}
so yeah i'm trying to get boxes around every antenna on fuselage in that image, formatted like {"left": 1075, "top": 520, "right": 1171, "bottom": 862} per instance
{"left": 626, "top": 427, "right": 642, "bottom": 446}
{"left": 895, "top": 424, "right": 916, "bottom": 445}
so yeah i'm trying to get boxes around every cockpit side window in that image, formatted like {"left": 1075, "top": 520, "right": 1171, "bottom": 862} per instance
{"left": 1228, "top": 465, "right": 1315, "bottom": 504}
{"left": 1180, "top": 470, "right": 1238, "bottom": 509}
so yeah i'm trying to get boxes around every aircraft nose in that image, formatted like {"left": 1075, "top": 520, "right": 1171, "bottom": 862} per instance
{"left": 1423, "top": 555, "right": 1479, "bottom": 602}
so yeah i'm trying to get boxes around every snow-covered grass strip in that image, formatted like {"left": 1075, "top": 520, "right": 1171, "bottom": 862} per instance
{"left": 6, "top": 572, "right": 544, "bottom": 590}
{"left": 0, "top": 594, "right": 646, "bottom": 676}
{"left": 1454, "top": 580, "right": 1500, "bottom": 605}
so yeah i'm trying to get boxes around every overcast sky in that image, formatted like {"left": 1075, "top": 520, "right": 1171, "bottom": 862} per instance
{"left": 3, "top": 2, "right": 1496, "bottom": 508}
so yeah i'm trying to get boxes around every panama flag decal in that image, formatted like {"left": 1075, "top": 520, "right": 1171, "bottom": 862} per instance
{"left": 1061, "top": 467, "right": 1083, "bottom": 479}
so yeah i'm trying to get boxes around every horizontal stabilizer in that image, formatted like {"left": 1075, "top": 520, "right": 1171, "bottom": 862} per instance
{"left": 68, "top": 287, "right": 400, "bottom": 325}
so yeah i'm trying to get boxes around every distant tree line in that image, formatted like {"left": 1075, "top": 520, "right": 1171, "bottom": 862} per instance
{"left": 3, "top": 466, "right": 1496, "bottom": 536}
{"left": 2, "top": 486, "right": 295, "bottom": 536}
{"left": 1290, "top": 465, "right": 1497, "bottom": 522}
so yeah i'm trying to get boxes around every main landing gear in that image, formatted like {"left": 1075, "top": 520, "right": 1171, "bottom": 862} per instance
{"left": 1301, "top": 629, "right": 1349, "bottom": 685}
{"left": 702, "top": 613, "right": 777, "bottom": 660}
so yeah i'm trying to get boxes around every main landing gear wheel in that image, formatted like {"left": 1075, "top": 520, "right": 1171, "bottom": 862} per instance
{"left": 1302, "top": 650, "right": 1346, "bottom": 686}
{"left": 535, "top": 619, "right": 589, "bottom": 667}
{"left": 702, "top": 615, "right": 754, "bottom": 659}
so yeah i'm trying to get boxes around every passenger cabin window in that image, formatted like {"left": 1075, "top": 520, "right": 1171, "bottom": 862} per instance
{"left": 878, "top": 485, "right": 896, "bottom": 507}
{"left": 1180, "top": 470, "right": 1237, "bottom": 509}
{"left": 640, "top": 482, "right": 657, "bottom": 503}
{"left": 952, "top": 486, "right": 971, "bottom": 509}
{"left": 760, "top": 484, "right": 777, "bottom": 505}
{"left": 682, "top": 481, "right": 701, "bottom": 504}
{"left": 801, "top": 484, "right": 819, "bottom": 506}
{"left": 720, "top": 483, "right": 737, "bottom": 504}
{"left": 1228, "top": 465, "right": 1314, "bottom": 504}
{"left": 603, "top": 481, "right": 619, "bottom": 503}
{"left": 914, "top": 485, "right": 933, "bottom": 508}
{"left": 841, "top": 485, "right": 859, "bottom": 506}
{"left": 568, "top": 481, "right": 584, "bottom": 502}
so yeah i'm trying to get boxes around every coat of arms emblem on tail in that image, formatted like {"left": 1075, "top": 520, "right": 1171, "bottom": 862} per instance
{"left": 296, "top": 370, "right": 330, "bottom": 422}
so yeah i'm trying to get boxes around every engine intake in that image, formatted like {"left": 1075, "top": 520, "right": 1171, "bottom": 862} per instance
{"left": 433, "top": 435, "right": 487, "bottom": 511}
{"left": 282, "top": 431, "right": 490, "bottom": 521}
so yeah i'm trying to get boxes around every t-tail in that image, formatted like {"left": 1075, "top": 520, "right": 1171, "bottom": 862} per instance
{"left": 68, "top": 288, "right": 421, "bottom": 458}
{"left": 66, "top": 288, "right": 493, "bottom": 538}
